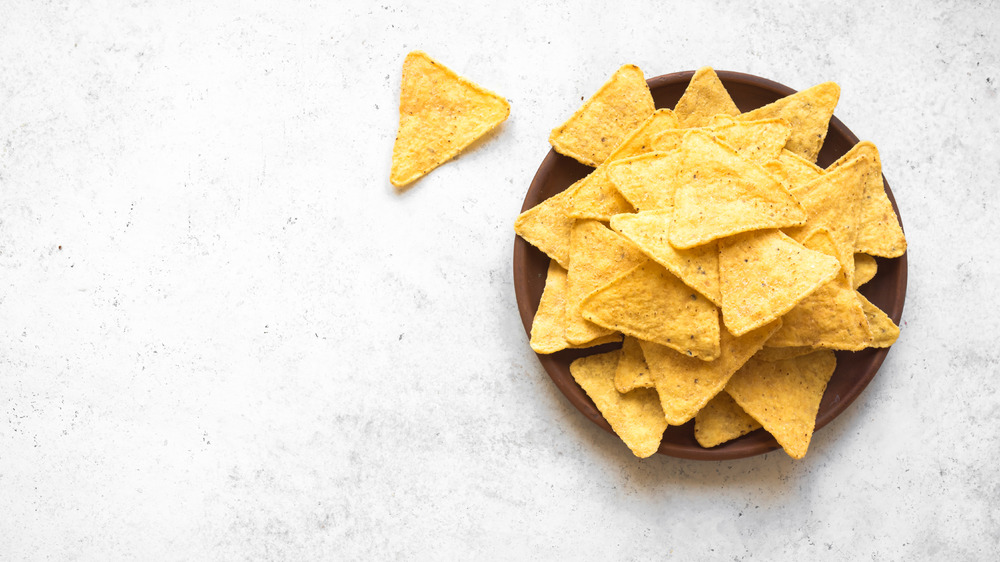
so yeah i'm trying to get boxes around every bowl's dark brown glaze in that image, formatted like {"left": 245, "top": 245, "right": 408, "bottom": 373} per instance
{"left": 513, "top": 70, "right": 907, "bottom": 460}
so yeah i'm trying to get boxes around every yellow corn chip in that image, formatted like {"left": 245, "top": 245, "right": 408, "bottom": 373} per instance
{"left": 708, "top": 118, "right": 792, "bottom": 164}
{"left": 755, "top": 346, "right": 817, "bottom": 362}
{"left": 674, "top": 67, "right": 741, "bottom": 128}
{"left": 605, "top": 151, "right": 682, "bottom": 211}
{"left": 725, "top": 351, "right": 837, "bottom": 459}
{"left": 581, "top": 260, "right": 721, "bottom": 360}
{"left": 530, "top": 260, "right": 622, "bottom": 354}
{"left": 853, "top": 253, "right": 878, "bottom": 289}
{"left": 549, "top": 64, "right": 656, "bottom": 167}
{"left": 718, "top": 229, "right": 841, "bottom": 336}
{"left": 390, "top": 51, "right": 510, "bottom": 187}
{"left": 639, "top": 320, "right": 781, "bottom": 426}
{"left": 513, "top": 180, "right": 581, "bottom": 268}
{"left": 569, "top": 350, "right": 667, "bottom": 458}
{"left": 649, "top": 128, "right": 690, "bottom": 153}
{"left": 614, "top": 336, "right": 654, "bottom": 393}
{"left": 609, "top": 210, "right": 721, "bottom": 305}
{"left": 766, "top": 230, "right": 872, "bottom": 350}
{"left": 857, "top": 292, "right": 900, "bottom": 347}
{"left": 694, "top": 391, "right": 762, "bottom": 448}
{"left": 737, "top": 82, "right": 840, "bottom": 162}
{"left": 829, "top": 142, "right": 907, "bottom": 258}
{"left": 567, "top": 109, "right": 680, "bottom": 220}
{"left": 763, "top": 149, "right": 824, "bottom": 191}
{"left": 670, "top": 130, "right": 807, "bottom": 249}
{"left": 566, "top": 220, "right": 647, "bottom": 344}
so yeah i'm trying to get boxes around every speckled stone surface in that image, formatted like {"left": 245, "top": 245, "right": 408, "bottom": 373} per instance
{"left": 1, "top": 1, "right": 998, "bottom": 559}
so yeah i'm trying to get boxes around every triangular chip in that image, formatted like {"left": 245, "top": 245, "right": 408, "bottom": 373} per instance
{"left": 828, "top": 141, "right": 907, "bottom": 257}
{"left": 549, "top": 64, "right": 655, "bottom": 167}
{"left": 765, "top": 230, "right": 872, "bottom": 350}
{"left": 513, "top": 180, "right": 581, "bottom": 268}
{"left": 530, "top": 260, "right": 623, "bottom": 353}
{"left": 670, "top": 130, "right": 807, "bottom": 249}
{"left": 857, "top": 292, "right": 900, "bottom": 347}
{"left": 785, "top": 155, "right": 870, "bottom": 281}
{"left": 609, "top": 210, "right": 721, "bottom": 305}
{"left": 718, "top": 230, "right": 840, "bottom": 336}
{"left": 569, "top": 350, "right": 666, "bottom": 458}
{"left": 725, "top": 351, "right": 837, "bottom": 459}
{"left": 565, "top": 220, "right": 647, "bottom": 344}
{"left": 754, "top": 346, "right": 816, "bottom": 362}
{"left": 737, "top": 82, "right": 840, "bottom": 162}
{"left": 853, "top": 253, "right": 878, "bottom": 289}
{"left": 605, "top": 151, "right": 682, "bottom": 211}
{"left": 614, "top": 336, "right": 654, "bottom": 393}
{"left": 390, "top": 51, "right": 510, "bottom": 187}
{"left": 639, "top": 320, "right": 781, "bottom": 425}
{"left": 581, "top": 260, "right": 721, "bottom": 360}
{"left": 763, "top": 149, "right": 824, "bottom": 190}
{"left": 694, "top": 392, "right": 762, "bottom": 448}
{"left": 674, "top": 67, "right": 741, "bottom": 128}
{"left": 568, "top": 109, "right": 680, "bottom": 220}
{"left": 708, "top": 118, "right": 792, "bottom": 164}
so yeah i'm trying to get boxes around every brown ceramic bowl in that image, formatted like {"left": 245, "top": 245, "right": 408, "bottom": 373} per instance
{"left": 513, "top": 70, "right": 907, "bottom": 460}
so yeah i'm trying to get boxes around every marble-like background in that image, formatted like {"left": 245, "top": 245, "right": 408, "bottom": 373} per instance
{"left": 1, "top": 1, "right": 998, "bottom": 559}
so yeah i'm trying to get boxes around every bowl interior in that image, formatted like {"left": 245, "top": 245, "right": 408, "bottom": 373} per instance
{"left": 513, "top": 70, "right": 907, "bottom": 460}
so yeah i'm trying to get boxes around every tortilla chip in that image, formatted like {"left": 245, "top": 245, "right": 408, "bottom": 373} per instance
{"left": 854, "top": 253, "right": 878, "bottom": 289}
{"left": 565, "top": 220, "right": 647, "bottom": 344}
{"left": 755, "top": 346, "right": 817, "bottom": 362}
{"left": 390, "top": 51, "right": 510, "bottom": 187}
{"left": 725, "top": 351, "right": 837, "bottom": 459}
{"left": 718, "top": 230, "right": 841, "bottom": 336}
{"left": 649, "top": 128, "right": 690, "bottom": 153}
{"left": 694, "top": 392, "right": 762, "bottom": 448}
{"left": 609, "top": 210, "right": 721, "bottom": 305}
{"left": 785, "top": 155, "right": 870, "bottom": 282}
{"left": 569, "top": 350, "right": 667, "bottom": 458}
{"left": 639, "top": 320, "right": 781, "bottom": 426}
{"left": 857, "top": 292, "right": 900, "bottom": 347}
{"left": 674, "top": 67, "right": 741, "bottom": 128}
{"left": 765, "top": 230, "right": 872, "bottom": 350}
{"left": 615, "top": 336, "right": 654, "bottom": 393}
{"left": 669, "top": 130, "right": 807, "bottom": 249}
{"left": 530, "top": 260, "right": 622, "bottom": 353}
{"left": 829, "top": 142, "right": 907, "bottom": 258}
{"left": 581, "top": 260, "right": 721, "bottom": 360}
{"left": 763, "top": 149, "right": 824, "bottom": 191}
{"left": 709, "top": 118, "right": 792, "bottom": 164}
{"left": 513, "top": 180, "right": 581, "bottom": 268}
{"left": 566, "top": 109, "right": 680, "bottom": 220}
{"left": 549, "top": 64, "right": 656, "bottom": 167}
{"left": 737, "top": 82, "right": 840, "bottom": 162}
{"left": 605, "top": 151, "right": 682, "bottom": 211}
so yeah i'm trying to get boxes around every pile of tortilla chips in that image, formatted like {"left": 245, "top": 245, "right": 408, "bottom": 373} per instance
{"left": 516, "top": 66, "right": 905, "bottom": 459}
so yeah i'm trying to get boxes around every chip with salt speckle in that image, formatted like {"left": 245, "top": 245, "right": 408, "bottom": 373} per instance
{"left": 530, "top": 260, "right": 622, "bottom": 354}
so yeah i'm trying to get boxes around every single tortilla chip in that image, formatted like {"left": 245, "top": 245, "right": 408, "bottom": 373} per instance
{"left": 390, "top": 51, "right": 510, "bottom": 187}
{"left": 610, "top": 210, "right": 721, "bottom": 305}
{"left": 549, "top": 64, "right": 656, "bottom": 167}
{"left": 694, "top": 392, "right": 762, "bottom": 448}
{"left": 785, "top": 155, "right": 870, "bottom": 281}
{"left": 513, "top": 180, "right": 581, "bottom": 268}
{"left": 640, "top": 320, "right": 781, "bottom": 426}
{"left": 708, "top": 118, "right": 792, "bottom": 164}
{"left": 854, "top": 253, "right": 878, "bottom": 289}
{"left": 828, "top": 141, "right": 907, "bottom": 258}
{"left": 605, "top": 151, "right": 682, "bottom": 211}
{"left": 718, "top": 230, "right": 841, "bottom": 336}
{"left": 755, "top": 345, "right": 817, "bottom": 362}
{"left": 566, "top": 220, "right": 647, "bottom": 344}
{"left": 615, "top": 336, "right": 654, "bottom": 393}
{"left": 570, "top": 350, "right": 667, "bottom": 458}
{"left": 674, "top": 67, "right": 741, "bottom": 128}
{"left": 581, "top": 260, "right": 721, "bottom": 360}
{"left": 857, "top": 292, "right": 900, "bottom": 347}
{"left": 763, "top": 149, "right": 824, "bottom": 191}
{"left": 737, "top": 82, "right": 840, "bottom": 162}
{"left": 530, "top": 260, "right": 622, "bottom": 353}
{"left": 669, "top": 130, "right": 807, "bottom": 249}
{"left": 766, "top": 230, "right": 872, "bottom": 350}
{"left": 725, "top": 351, "right": 837, "bottom": 459}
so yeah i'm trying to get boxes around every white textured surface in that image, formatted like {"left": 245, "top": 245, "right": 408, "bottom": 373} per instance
{"left": 2, "top": 1, "right": 998, "bottom": 559}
